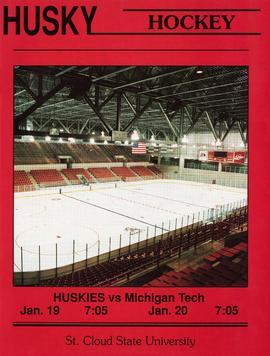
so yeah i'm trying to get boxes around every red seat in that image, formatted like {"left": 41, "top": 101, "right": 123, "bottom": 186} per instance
{"left": 31, "top": 169, "right": 64, "bottom": 186}
{"left": 88, "top": 167, "right": 118, "bottom": 181}
{"left": 14, "top": 170, "right": 32, "bottom": 186}
{"left": 111, "top": 167, "right": 137, "bottom": 181}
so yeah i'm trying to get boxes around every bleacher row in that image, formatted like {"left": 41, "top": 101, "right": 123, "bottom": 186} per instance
{"left": 145, "top": 242, "right": 247, "bottom": 287}
{"left": 14, "top": 141, "right": 149, "bottom": 165}
{"left": 14, "top": 165, "right": 162, "bottom": 190}
{"left": 37, "top": 208, "right": 247, "bottom": 287}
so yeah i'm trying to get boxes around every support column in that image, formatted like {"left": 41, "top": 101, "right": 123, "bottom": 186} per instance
{"left": 116, "top": 92, "right": 121, "bottom": 130}
{"left": 178, "top": 156, "right": 185, "bottom": 170}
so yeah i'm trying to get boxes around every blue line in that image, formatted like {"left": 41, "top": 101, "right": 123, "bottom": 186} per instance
{"left": 62, "top": 193, "right": 168, "bottom": 231}
{"left": 123, "top": 188, "right": 211, "bottom": 209}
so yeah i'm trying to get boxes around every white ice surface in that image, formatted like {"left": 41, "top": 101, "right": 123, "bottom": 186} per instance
{"left": 14, "top": 180, "right": 247, "bottom": 272}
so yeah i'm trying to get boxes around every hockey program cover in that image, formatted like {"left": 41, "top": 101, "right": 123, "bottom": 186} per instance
{"left": 0, "top": 0, "right": 269, "bottom": 355}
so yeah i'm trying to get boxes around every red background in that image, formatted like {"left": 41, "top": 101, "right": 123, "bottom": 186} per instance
{"left": 1, "top": 0, "right": 270, "bottom": 355}
{"left": 207, "top": 151, "right": 246, "bottom": 163}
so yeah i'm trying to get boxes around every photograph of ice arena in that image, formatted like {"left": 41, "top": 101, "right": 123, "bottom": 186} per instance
{"left": 14, "top": 66, "right": 248, "bottom": 287}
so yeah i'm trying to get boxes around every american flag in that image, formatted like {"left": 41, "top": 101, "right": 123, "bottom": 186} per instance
{"left": 132, "top": 142, "right": 147, "bottom": 154}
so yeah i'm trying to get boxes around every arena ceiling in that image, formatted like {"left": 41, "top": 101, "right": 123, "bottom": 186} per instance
{"left": 14, "top": 65, "right": 248, "bottom": 143}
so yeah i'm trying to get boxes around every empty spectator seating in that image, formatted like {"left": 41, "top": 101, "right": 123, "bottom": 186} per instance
{"left": 130, "top": 165, "right": 155, "bottom": 178}
{"left": 14, "top": 170, "right": 34, "bottom": 191}
{"left": 144, "top": 242, "right": 248, "bottom": 287}
{"left": 14, "top": 142, "right": 57, "bottom": 165}
{"left": 88, "top": 167, "right": 119, "bottom": 181}
{"left": 62, "top": 168, "right": 92, "bottom": 183}
{"left": 98, "top": 145, "right": 129, "bottom": 162}
{"left": 30, "top": 169, "right": 65, "bottom": 186}
{"left": 15, "top": 142, "right": 112, "bottom": 165}
{"left": 14, "top": 170, "right": 32, "bottom": 186}
{"left": 68, "top": 144, "right": 110, "bottom": 163}
{"left": 37, "top": 248, "right": 156, "bottom": 287}
{"left": 14, "top": 140, "right": 151, "bottom": 165}
{"left": 111, "top": 167, "right": 138, "bottom": 181}
{"left": 36, "top": 238, "right": 247, "bottom": 287}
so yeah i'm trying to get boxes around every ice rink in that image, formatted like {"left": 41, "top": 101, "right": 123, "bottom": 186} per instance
{"left": 14, "top": 179, "right": 247, "bottom": 272}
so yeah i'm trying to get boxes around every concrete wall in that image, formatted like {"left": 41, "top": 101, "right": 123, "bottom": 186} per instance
{"left": 126, "top": 162, "right": 151, "bottom": 167}
{"left": 72, "top": 162, "right": 122, "bottom": 169}
{"left": 14, "top": 163, "right": 67, "bottom": 172}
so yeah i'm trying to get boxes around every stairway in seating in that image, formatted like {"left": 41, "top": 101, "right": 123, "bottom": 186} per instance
{"left": 126, "top": 167, "right": 143, "bottom": 180}
{"left": 110, "top": 168, "right": 122, "bottom": 180}
{"left": 87, "top": 170, "right": 98, "bottom": 183}
{"left": 59, "top": 171, "right": 70, "bottom": 185}
{"left": 27, "top": 172, "right": 38, "bottom": 186}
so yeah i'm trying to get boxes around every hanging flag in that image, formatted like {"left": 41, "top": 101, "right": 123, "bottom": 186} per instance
{"left": 132, "top": 142, "right": 147, "bottom": 154}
